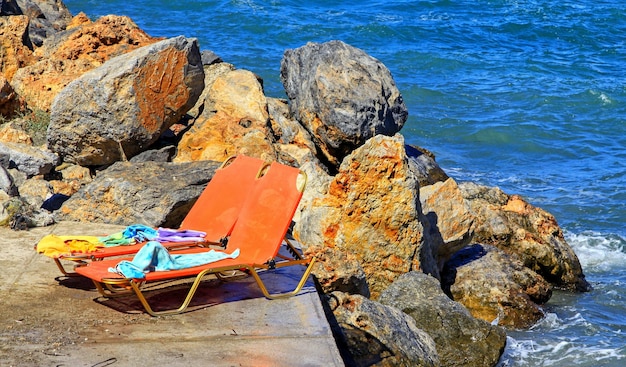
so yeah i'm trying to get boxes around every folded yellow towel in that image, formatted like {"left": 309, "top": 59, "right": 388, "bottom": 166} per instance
{"left": 36, "top": 234, "right": 104, "bottom": 258}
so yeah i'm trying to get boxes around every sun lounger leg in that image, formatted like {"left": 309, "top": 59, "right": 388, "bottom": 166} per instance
{"left": 54, "top": 258, "right": 91, "bottom": 277}
{"left": 129, "top": 269, "right": 215, "bottom": 317}
{"left": 92, "top": 279, "right": 135, "bottom": 298}
{"left": 247, "top": 257, "right": 317, "bottom": 300}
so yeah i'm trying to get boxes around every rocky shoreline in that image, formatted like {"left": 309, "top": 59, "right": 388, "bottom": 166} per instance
{"left": 1, "top": 1, "right": 590, "bottom": 366}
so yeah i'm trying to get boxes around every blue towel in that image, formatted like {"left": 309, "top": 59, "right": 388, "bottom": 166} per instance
{"left": 109, "top": 241, "right": 240, "bottom": 279}
{"left": 123, "top": 224, "right": 158, "bottom": 242}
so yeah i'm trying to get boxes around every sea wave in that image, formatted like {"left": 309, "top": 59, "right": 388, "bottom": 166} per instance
{"left": 565, "top": 231, "right": 626, "bottom": 273}
{"left": 498, "top": 335, "right": 626, "bottom": 367}
{"left": 530, "top": 311, "right": 589, "bottom": 332}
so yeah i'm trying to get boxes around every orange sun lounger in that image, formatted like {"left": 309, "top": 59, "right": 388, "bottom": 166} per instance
{"left": 46, "top": 155, "right": 265, "bottom": 276}
{"left": 75, "top": 161, "right": 315, "bottom": 316}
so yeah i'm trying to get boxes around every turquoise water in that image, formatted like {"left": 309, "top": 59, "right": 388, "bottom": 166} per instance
{"left": 63, "top": 1, "right": 626, "bottom": 365}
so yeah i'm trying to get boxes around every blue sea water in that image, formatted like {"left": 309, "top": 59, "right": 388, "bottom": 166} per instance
{"left": 62, "top": 1, "right": 626, "bottom": 365}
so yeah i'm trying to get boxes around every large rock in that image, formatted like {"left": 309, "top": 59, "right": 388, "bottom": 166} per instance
{"left": 0, "top": 193, "right": 21, "bottom": 226}
{"left": 328, "top": 291, "right": 440, "bottom": 367}
{"left": 0, "top": 120, "right": 31, "bottom": 144}
{"left": 0, "top": 163, "right": 17, "bottom": 196}
{"left": 0, "top": 193, "right": 54, "bottom": 229}
{"left": 280, "top": 40, "right": 408, "bottom": 167}
{"left": 18, "top": 175, "right": 53, "bottom": 207}
{"left": 459, "top": 182, "right": 590, "bottom": 291}
{"left": 293, "top": 160, "right": 333, "bottom": 224}
{"left": 48, "top": 36, "right": 204, "bottom": 166}
{"left": 406, "top": 145, "right": 449, "bottom": 187}
{"left": 420, "top": 177, "right": 474, "bottom": 270}
{"left": 305, "top": 245, "right": 370, "bottom": 297}
{"left": 185, "top": 60, "right": 234, "bottom": 119}
{"left": 379, "top": 271, "right": 507, "bottom": 367}
{"left": 268, "top": 97, "right": 315, "bottom": 150}
{"left": 47, "top": 162, "right": 92, "bottom": 197}
{"left": 0, "top": 73, "right": 21, "bottom": 117}
{"left": 174, "top": 68, "right": 276, "bottom": 163}
{"left": 267, "top": 97, "right": 319, "bottom": 167}
{"left": 55, "top": 160, "right": 221, "bottom": 227}
{"left": 14, "top": 0, "right": 73, "bottom": 47}
{"left": 0, "top": 15, "right": 36, "bottom": 80}
{"left": 0, "top": 141, "right": 58, "bottom": 176}
{"left": 12, "top": 14, "right": 160, "bottom": 112}
{"left": 294, "top": 134, "right": 438, "bottom": 299}
{"left": 442, "top": 244, "right": 552, "bottom": 329}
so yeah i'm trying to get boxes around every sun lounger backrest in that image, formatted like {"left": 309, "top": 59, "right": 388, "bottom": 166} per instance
{"left": 179, "top": 155, "right": 265, "bottom": 242}
{"left": 228, "top": 162, "right": 305, "bottom": 264}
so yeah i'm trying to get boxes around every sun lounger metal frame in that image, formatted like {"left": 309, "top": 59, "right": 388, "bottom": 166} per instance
{"left": 86, "top": 239, "right": 315, "bottom": 316}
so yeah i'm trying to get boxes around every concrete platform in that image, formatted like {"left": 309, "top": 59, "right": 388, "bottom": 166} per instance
{"left": 0, "top": 222, "right": 345, "bottom": 367}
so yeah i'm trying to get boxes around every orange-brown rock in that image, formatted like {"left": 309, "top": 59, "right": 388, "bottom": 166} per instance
{"left": 0, "top": 72, "right": 23, "bottom": 118}
{"left": 420, "top": 177, "right": 474, "bottom": 269}
{"left": 48, "top": 36, "right": 204, "bottom": 166}
{"left": 267, "top": 97, "right": 320, "bottom": 167}
{"left": 38, "top": 15, "right": 159, "bottom": 62}
{"left": 0, "top": 121, "right": 32, "bottom": 145}
{"left": 174, "top": 69, "right": 276, "bottom": 163}
{"left": 443, "top": 244, "right": 552, "bottom": 329}
{"left": 294, "top": 134, "right": 438, "bottom": 299}
{"left": 12, "top": 15, "right": 160, "bottom": 111}
{"left": 304, "top": 245, "right": 370, "bottom": 297}
{"left": 186, "top": 61, "right": 235, "bottom": 119}
{"left": 19, "top": 176, "right": 53, "bottom": 208}
{"left": 49, "top": 163, "right": 93, "bottom": 197}
{"left": 0, "top": 15, "right": 36, "bottom": 81}
{"left": 49, "top": 179, "right": 78, "bottom": 197}
{"left": 459, "top": 182, "right": 590, "bottom": 292}
{"left": 66, "top": 11, "right": 90, "bottom": 30}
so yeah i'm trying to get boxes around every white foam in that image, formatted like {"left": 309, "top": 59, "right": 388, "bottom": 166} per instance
{"left": 374, "top": 14, "right": 403, "bottom": 24}
{"left": 232, "top": 0, "right": 264, "bottom": 12}
{"left": 590, "top": 89, "right": 613, "bottom": 105}
{"left": 564, "top": 312, "right": 591, "bottom": 328}
{"left": 498, "top": 335, "right": 626, "bottom": 366}
{"left": 419, "top": 11, "right": 451, "bottom": 22}
{"left": 551, "top": 340, "right": 570, "bottom": 354}
{"left": 529, "top": 311, "right": 590, "bottom": 333}
{"left": 565, "top": 231, "right": 626, "bottom": 273}
{"left": 531, "top": 312, "right": 563, "bottom": 330}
